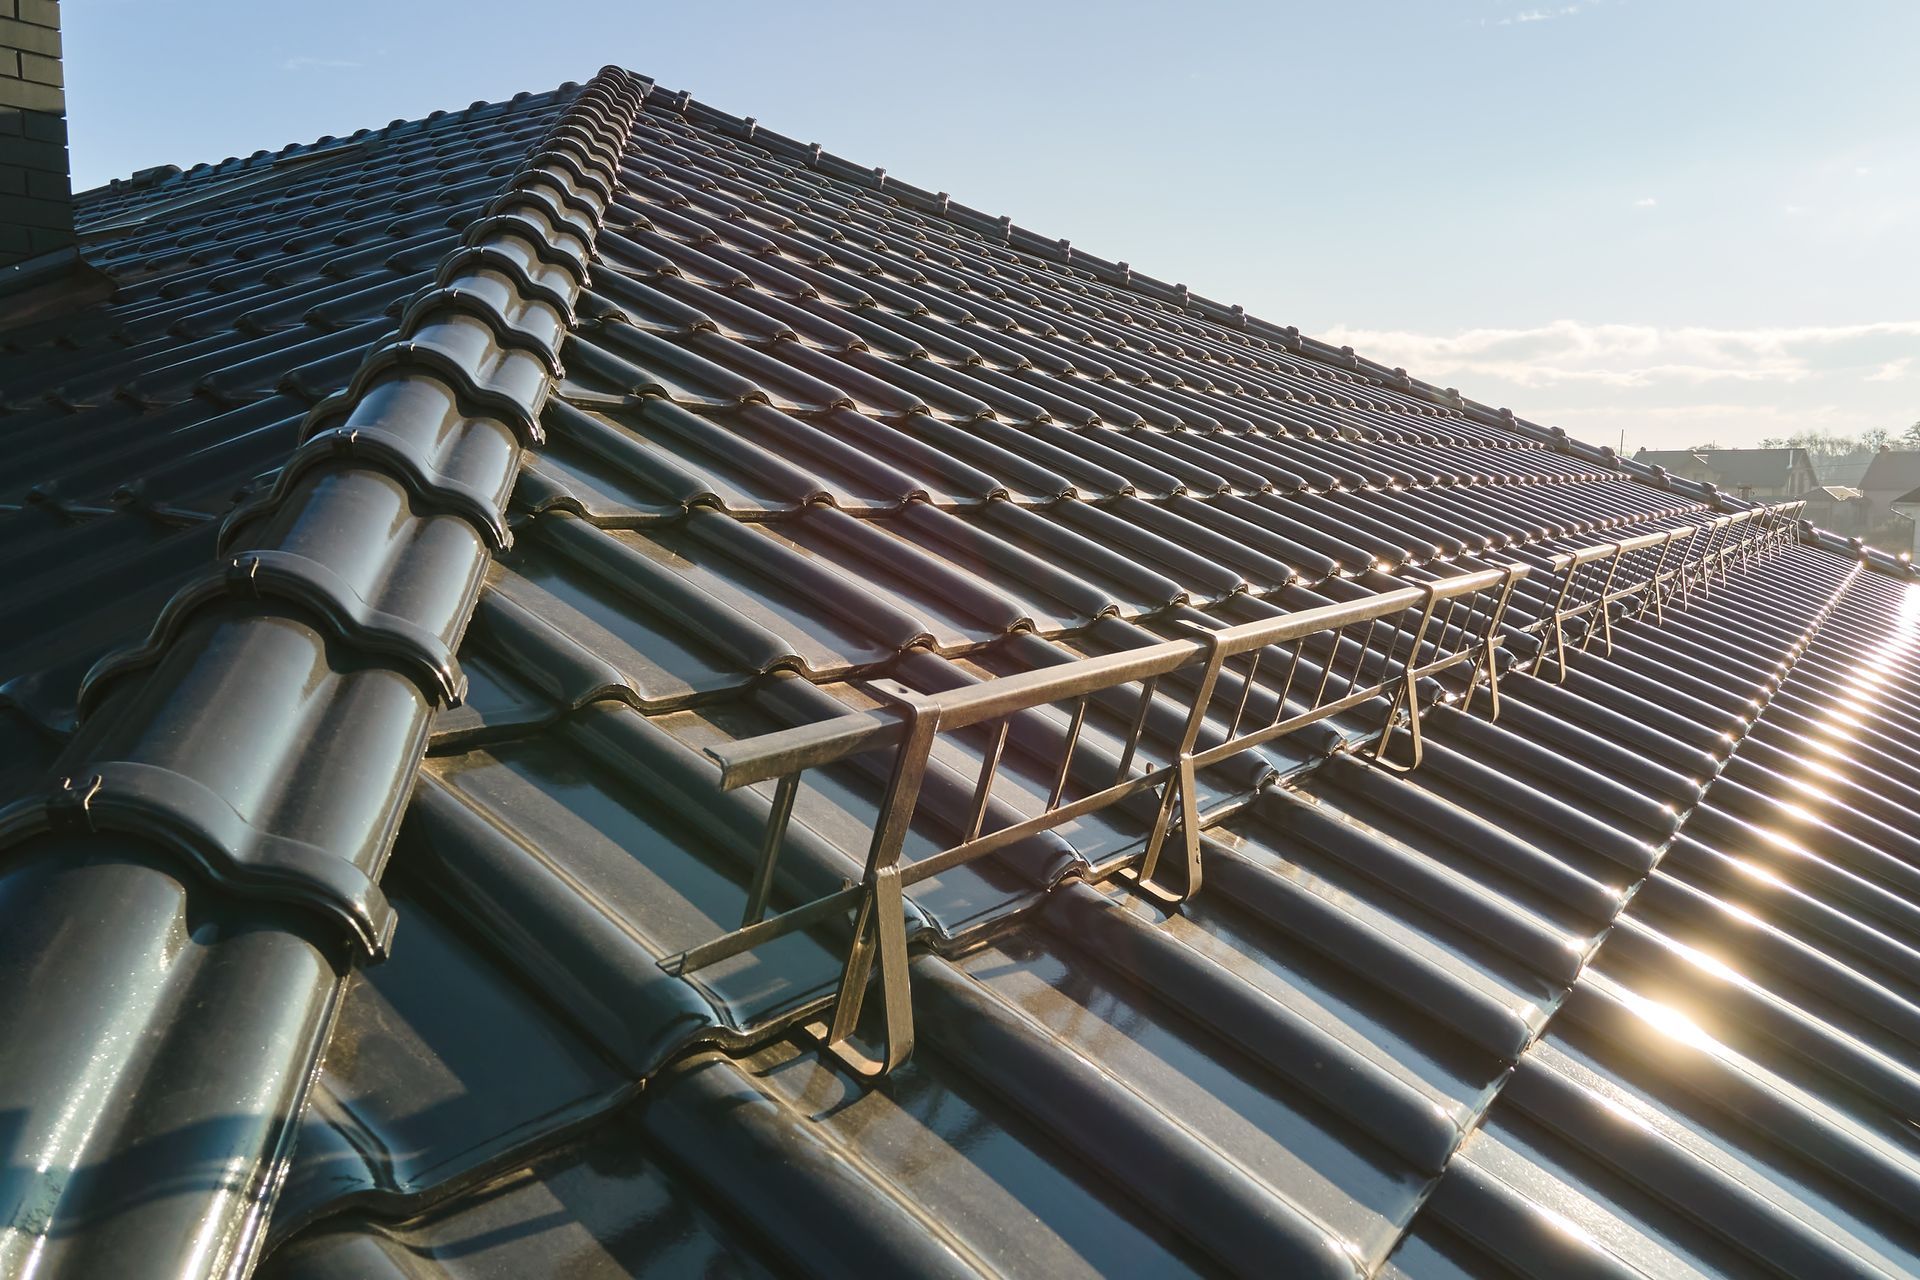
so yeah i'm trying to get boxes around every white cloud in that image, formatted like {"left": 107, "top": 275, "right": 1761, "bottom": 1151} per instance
{"left": 1537, "top": 402, "right": 1851, "bottom": 426}
{"left": 282, "top": 56, "right": 363, "bottom": 71}
{"left": 1529, "top": 400, "right": 1883, "bottom": 455}
{"left": 1314, "top": 318, "right": 1920, "bottom": 451}
{"left": 1491, "top": 1, "right": 1597, "bottom": 25}
{"left": 1634, "top": 196, "right": 1657, "bottom": 208}
{"left": 1317, "top": 318, "right": 1920, "bottom": 390}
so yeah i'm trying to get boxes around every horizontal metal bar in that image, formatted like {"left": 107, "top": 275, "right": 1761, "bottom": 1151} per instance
{"left": 708, "top": 707, "right": 906, "bottom": 792}
{"left": 660, "top": 882, "right": 865, "bottom": 976}
{"left": 898, "top": 768, "right": 1175, "bottom": 888}
{"left": 707, "top": 568, "right": 1512, "bottom": 790}
{"left": 1548, "top": 525, "right": 1676, "bottom": 571}
{"left": 706, "top": 501, "right": 1801, "bottom": 793}
{"left": 1519, "top": 501, "right": 1796, "bottom": 635}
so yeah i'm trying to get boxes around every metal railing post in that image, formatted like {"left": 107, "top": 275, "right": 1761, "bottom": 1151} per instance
{"left": 1458, "top": 564, "right": 1523, "bottom": 721}
{"left": 741, "top": 772, "right": 802, "bottom": 928}
{"left": 1135, "top": 622, "right": 1229, "bottom": 900}
{"left": 815, "top": 678, "right": 941, "bottom": 1077}
{"left": 1531, "top": 556, "right": 1579, "bottom": 682}
{"left": 1643, "top": 530, "right": 1677, "bottom": 623}
{"left": 1690, "top": 519, "right": 1727, "bottom": 600}
{"left": 1585, "top": 543, "right": 1626, "bottom": 655}
{"left": 1373, "top": 584, "right": 1443, "bottom": 771}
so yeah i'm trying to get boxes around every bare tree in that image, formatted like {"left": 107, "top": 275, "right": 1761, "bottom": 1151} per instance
{"left": 1758, "top": 427, "right": 1901, "bottom": 458}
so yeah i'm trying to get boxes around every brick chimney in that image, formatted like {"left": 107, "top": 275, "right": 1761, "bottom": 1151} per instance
{"left": 0, "top": 0, "right": 69, "bottom": 268}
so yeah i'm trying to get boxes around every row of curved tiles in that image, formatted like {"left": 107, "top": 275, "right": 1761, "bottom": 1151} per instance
{"left": 255, "top": 537, "right": 1920, "bottom": 1278}
{"left": 0, "top": 91, "right": 575, "bottom": 760}
{"left": 7, "top": 76, "right": 1909, "bottom": 1279}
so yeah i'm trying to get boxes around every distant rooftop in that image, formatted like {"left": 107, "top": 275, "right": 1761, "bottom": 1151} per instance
{"left": 1632, "top": 445, "right": 1813, "bottom": 490}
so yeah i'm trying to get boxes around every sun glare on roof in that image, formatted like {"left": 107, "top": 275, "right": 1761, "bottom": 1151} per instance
{"left": 1618, "top": 986, "right": 1719, "bottom": 1056}
{"left": 1901, "top": 580, "right": 1920, "bottom": 625}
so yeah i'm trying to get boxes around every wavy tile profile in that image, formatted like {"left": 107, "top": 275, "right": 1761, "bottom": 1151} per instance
{"left": 2, "top": 62, "right": 1917, "bottom": 1280}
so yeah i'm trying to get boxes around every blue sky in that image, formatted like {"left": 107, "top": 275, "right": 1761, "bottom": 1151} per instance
{"left": 62, "top": 1, "right": 1920, "bottom": 453}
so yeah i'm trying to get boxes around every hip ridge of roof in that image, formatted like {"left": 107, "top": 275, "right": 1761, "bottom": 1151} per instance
{"left": 0, "top": 65, "right": 650, "bottom": 1278}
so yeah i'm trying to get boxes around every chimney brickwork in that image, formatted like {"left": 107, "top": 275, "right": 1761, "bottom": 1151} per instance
{"left": 0, "top": 0, "right": 69, "bottom": 267}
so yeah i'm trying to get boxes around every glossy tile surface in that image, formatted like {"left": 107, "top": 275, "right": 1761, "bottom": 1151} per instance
{"left": 3, "top": 64, "right": 1917, "bottom": 1280}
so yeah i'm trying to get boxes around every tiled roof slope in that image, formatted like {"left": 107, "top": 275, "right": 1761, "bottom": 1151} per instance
{"left": 0, "top": 68, "right": 651, "bottom": 1276}
{"left": 1862, "top": 448, "right": 1920, "bottom": 497}
{"left": 3, "top": 65, "right": 1918, "bottom": 1280}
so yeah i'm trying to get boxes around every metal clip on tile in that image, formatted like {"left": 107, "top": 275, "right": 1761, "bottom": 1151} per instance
{"left": 75, "top": 549, "right": 470, "bottom": 718}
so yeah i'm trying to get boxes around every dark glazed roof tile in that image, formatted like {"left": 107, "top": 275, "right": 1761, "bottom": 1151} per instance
{"left": 6, "top": 58, "right": 1920, "bottom": 1280}
{"left": 0, "top": 67, "right": 654, "bottom": 1276}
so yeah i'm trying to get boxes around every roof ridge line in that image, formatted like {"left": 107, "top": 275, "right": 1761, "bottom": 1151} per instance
{"left": 2, "top": 66, "right": 650, "bottom": 954}
{"left": 73, "top": 82, "right": 584, "bottom": 209}
{"left": 0, "top": 65, "right": 650, "bottom": 1278}
{"left": 644, "top": 81, "right": 1525, "bottom": 424}
{"left": 637, "top": 79, "right": 1914, "bottom": 581}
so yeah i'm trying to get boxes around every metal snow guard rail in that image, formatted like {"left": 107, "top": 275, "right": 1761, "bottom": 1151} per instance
{"left": 1521, "top": 499, "right": 1804, "bottom": 679}
{"left": 663, "top": 499, "right": 1804, "bottom": 1077}
{"left": 667, "top": 562, "right": 1527, "bottom": 1076}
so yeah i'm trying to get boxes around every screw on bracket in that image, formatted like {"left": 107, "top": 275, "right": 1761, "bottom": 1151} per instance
{"left": 51, "top": 774, "right": 104, "bottom": 832}
{"left": 229, "top": 554, "right": 263, "bottom": 594}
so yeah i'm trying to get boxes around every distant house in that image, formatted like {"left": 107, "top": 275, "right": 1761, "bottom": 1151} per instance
{"left": 1631, "top": 447, "right": 1818, "bottom": 500}
{"left": 1802, "top": 485, "right": 1868, "bottom": 535}
{"left": 1819, "top": 452, "right": 1877, "bottom": 487}
{"left": 1889, "top": 487, "right": 1920, "bottom": 557}
{"left": 1860, "top": 448, "right": 1920, "bottom": 525}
